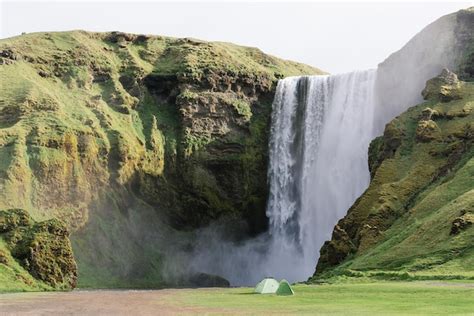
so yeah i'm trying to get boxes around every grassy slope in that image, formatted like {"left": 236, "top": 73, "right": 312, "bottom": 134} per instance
{"left": 0, "top": 239, "right": 52, "bottom": 292}
{"left": 315, "top": 82, "right": 473, "bottom": 281}
{"left": 0, "top": 30, "right": 322, "bottom": 218}
{"left": 0, "top": 31, "right": 323, "bottom": 291}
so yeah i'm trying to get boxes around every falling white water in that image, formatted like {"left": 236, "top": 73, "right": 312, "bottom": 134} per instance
{"left": 186, "top": 70, "right": 379, "bottom": 285}
{"left": 184, "top": 10, "right": 463, "bottom": 285}
{"left": 265, "top": 70, "right": 377, "bottom": 282}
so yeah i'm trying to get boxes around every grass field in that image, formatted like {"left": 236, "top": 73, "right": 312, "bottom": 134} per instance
{"left": 177, "top": 282, "right": 474, "bottom": 315}
{"left": 1, "top": 282, "right": 473, "bottom": 315}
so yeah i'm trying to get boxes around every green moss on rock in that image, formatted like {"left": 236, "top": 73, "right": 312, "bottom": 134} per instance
{"left": 313, "top": 74, "right": 474, "bottom": 282}
{"left": 0, "top": 209, "right": 33, "bottom": 232}
{"left": 0, "top": 209, "right": 77, "bottom": 290}
{"left": 421, "top": 68, "right": 462, "bottom": 102}
{"left": 0, "top": 30, "right": 323, "bottom": 289}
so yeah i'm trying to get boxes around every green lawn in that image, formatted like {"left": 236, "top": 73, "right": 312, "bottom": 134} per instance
{"left": 173, "top": 282, "right": 474, "bottom": 315}
{"left": 1, "top": 281, "right": 473, "bottom": 314}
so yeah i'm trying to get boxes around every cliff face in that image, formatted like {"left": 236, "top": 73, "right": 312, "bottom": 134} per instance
{"left": 0, "top": 31, "right": 323, "bottom": 290}
{"left": 313, "top": 7, "right": 474, "bottom": 282}
{"left": 374, "top": 7, "right": 474, "bottom": 134}
{"left": 314, "top": 71, "right": 473, "bottom": 281}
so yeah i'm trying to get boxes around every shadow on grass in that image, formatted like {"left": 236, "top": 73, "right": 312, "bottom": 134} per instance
{"left": 237, "top": 292, "right": 259, "bottom": 295}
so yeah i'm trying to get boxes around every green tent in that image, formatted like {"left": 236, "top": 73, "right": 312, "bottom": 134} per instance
{"left": 254, "top": 278, "right": 279, "bottom": 294}
{"left": 276, "top": 279, "right": 294, "bottom": 296}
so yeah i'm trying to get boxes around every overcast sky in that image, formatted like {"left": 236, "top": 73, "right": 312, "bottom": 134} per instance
{"left": 0, "top": 1, "right": 471, "bottom": 73}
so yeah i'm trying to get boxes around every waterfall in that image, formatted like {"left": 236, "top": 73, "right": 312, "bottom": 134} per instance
{"left": 265, "top": 70, "right": 377, "bottom": 281}
{"left": 187, "top": 70, "right": 379, "bottom": 285}
{"left": 168, "top": 10, "right": 464, "bottom": 286}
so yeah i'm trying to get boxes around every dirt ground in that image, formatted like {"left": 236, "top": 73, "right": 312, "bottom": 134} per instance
{"left": 1, "top": 282, "right": 473, "bottom": 315}
{"left": 0, "top": 289, "right": 225, "bottom": 316}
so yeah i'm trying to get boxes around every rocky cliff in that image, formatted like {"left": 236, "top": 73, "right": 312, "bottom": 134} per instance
{"left": 313, "top": 7, "right": 473, "bottom": 282}
{"left": 314, "top": 70, "right": 473, "bottom": 281}
{"left": 0, "top": 31, "right": 323, "bottom": 290}
{"left": 374, "top": 7, "right": 474, "bottom": 133}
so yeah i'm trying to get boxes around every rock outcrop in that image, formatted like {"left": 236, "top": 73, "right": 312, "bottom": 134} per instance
{"left": 0, "top": 31, "right": 322, "bottom": 289}
{"left": 314, "top": 70, "right": 474, "bottom": 281}
{"left": 314, "top": 8, "right": 474, "bottom": 281}
{"left": 450, "top": 210, "right": 474, "bottom": 235}
{"left": 374, "top": 7, "right": 473, "bottom": 134}
{"left": 0, "top": 209, "right": 77, "bottom": 290}
{"left": 421, "top": 68, "right": 462, "bottom": 102}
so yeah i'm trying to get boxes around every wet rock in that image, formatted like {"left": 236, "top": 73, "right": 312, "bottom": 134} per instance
{"left": 456, "top": 9, "right": 474, "bottom": 81}
{"left": 316, "top": 224, "right": 356, "bottom": 273}
{"left": 422, "top": 69, "right": 462, "bottom": 102}
{"left": 188, "top": 272, "right": 230, "bottom": 288}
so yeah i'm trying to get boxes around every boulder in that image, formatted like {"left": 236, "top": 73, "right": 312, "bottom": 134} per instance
{"left": 416, "top": 120, "right": 441, "bottom": 142}
{"left": 420, "top": 107, "right": 440, "bottom": 120}
{"left": 0, "top": 48, "right": 19, "bottom": 60}
{"left": 421, "top": 69, "right": 462, "bottom": 102}
{"left": 188, "top": 272, "right": 230, "bottom": 288}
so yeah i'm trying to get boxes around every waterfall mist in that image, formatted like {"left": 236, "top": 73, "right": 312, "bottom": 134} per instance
{"left": 373, "top": 10, "right": 459, "bottom": 133}
{"left": 179, "top": 9, "right": 468, "bottom": 286}
{"left": 187, "top": 71, "right": 378, "bottom": 285}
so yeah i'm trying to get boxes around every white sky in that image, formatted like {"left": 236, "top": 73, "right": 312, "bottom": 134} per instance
{"left": 0, "top": 1, "right": 471, "bottom": 73}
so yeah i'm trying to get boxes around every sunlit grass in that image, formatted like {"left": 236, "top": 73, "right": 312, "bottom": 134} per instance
{"left": 171, "top": 282, "right": 474, "bottom": 315}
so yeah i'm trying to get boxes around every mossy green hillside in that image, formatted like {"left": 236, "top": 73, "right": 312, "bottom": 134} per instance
{"left": 314, "top": 79, "right": 473, "bottom": 281}
{"left": 0, "top": 209, "right": 76, "bottom": 292}
{"left": 0, "top": 31, "right": 323, "bottom": 289}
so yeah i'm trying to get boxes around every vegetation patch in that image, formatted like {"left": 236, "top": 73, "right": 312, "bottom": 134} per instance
{"left": 0, "top": 30, "right": 323, "bottom": 289}
{"left": 0, "top": 209, "right": 77, "bottom": 291}
{"left": 315, "top": 79, "right": 474, "bottom": 281}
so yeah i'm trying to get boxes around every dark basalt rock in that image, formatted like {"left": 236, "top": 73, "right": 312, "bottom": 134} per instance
{"left": 0, "top": 48, "right": 19, "bottom": 61}
{"left": 368, "top": 119, "right": 404, "bottom": 178}
{"left": 144, "top": 73, "right": 180, "bottom": 101}
{"left": 188, "top": 272, "right": 230, "bottom": 288}
{"left": 316, "top": 224, "right": 356, "bottom": 273}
